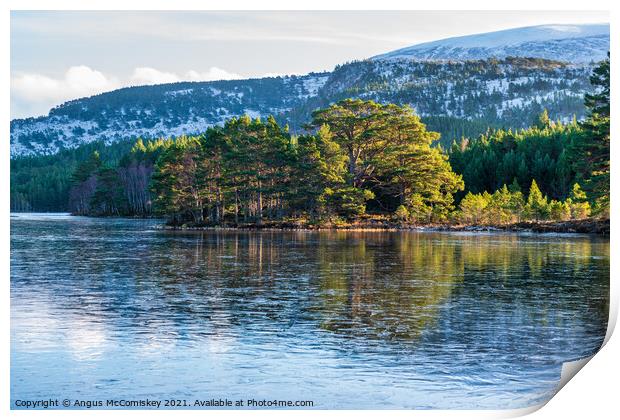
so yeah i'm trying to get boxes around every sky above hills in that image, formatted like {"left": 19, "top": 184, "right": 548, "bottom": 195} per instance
{"left": 10, "top": 10, "right": 609, "bottom": 119}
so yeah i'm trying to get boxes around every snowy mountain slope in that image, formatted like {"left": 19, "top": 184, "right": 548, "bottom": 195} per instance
{"left": 10, "top": 73, "right": 330, "bottom": 156}
{"left": 373, "top": 24, "right": 609, "bottom": 63}
{"left": 313, "top": 58, "right": 591, "bottom": 121}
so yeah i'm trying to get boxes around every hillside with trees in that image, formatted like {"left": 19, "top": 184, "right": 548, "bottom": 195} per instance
{"left": 11, "top": 58, "right": 593, "bottom": 157}
{"left": 10, "top": 55, "right": 610, "bottom": 230}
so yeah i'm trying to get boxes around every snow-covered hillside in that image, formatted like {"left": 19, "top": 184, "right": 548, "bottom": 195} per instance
{"left": 373, "top": 24, "right": 609, "bottom": 63}
{"left": 322, "top": 58, "right": 592, "bottom": 120}
{"left": 10, "top": 73, "right": 330, "bottom": 157}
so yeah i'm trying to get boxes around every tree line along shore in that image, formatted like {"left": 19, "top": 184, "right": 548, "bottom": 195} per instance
{"left": 18, "top": 56, "right": 609, "bottom": 233}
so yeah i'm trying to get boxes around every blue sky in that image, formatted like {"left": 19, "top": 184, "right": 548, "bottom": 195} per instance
{"left": 10, "top": 10, "right": 609, "bottom": 119}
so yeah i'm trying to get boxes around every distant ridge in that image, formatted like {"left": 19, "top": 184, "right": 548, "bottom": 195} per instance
{"left": 372, "top": 24, "right": 609, "bottom": 63}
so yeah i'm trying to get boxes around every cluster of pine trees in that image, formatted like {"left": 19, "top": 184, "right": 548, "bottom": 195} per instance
{"left": 449, "top": 112, "right": 579, "bottom": 201}
{"left": 69, "top": 99, "right": 465, "bottom": 224}
{"left": 9, "top": 116, "right": 501, "bottom": 212}
{"left": 68, "top": 139, "right": 168, "bottom": 216}
{"left": 455, "top": 181, "right": 590, "bottom": 225}
{"left": 10, "top": 140, "right": 135, "bottom": 212}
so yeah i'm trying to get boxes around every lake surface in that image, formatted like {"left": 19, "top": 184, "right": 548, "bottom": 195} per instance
{"left": 11, "top": 213, "right": 609, "bottom": 409}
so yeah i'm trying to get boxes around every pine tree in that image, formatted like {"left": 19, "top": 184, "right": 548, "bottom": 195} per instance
{"left": 534, "top": 109, "right": 551, "bottom": 129}
{"left": 293, "top": 125, "right": 349, "bottom": 219}
{"left": 90, "top": 165, "right": 127, "bottom": 215}
{"left": 150, "top": 137, "right": 203, "bottom": 224}
{"left": 458, "top": 192, "right": 489, "bottom": 224}
{"left": 568, "top": 183, "right": 591, "bottom": 219}
{"left": 486, "top": 184, "right": 516, "bottom": 224}
{"left": 394, "top": 205, "right": 410, "bottom": 222}
{"left": 70, "top": 151, "right": 102, "bottom": 184}
{"left": 308, "top": 99, "right": 463, "bottom": 222}
{"left": 525, "top": 179, "right": 549, "bottom": 221}
{"left": 68, "top": 151, "right": 103, "bottom": 214}
{"left": 568, "top": 53, "right": 610, "bottom": 214}
{"left": 549, "top": 199, "right": 570, "bottom": 221}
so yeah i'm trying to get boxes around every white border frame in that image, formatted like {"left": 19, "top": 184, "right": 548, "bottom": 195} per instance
{"left": 2, "top": 2, "right": 616, "bottom": 419}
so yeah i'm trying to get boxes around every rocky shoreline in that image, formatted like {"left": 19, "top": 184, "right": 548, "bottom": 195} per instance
{"left": 162, "top": 217, "right": 609, "bottom": 235}
{"left": 435, "top": 219, "right": 609, "bottom": 234}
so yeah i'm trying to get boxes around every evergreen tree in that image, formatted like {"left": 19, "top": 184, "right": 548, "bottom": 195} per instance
{"left": 534, "top": 109, "right": 551, "bottom": 129}
{"left": 307, "top": 99, "right": 463, "bottom": 222}
{"left": 567, "top": 183, "right": 591, "bottom": 219}
{"left": 68, "top": 151, "right": 103, "bottom": 215}
{"left": 293, "top": 125, "right": 349, "bottom": 218}
{"left": 507, "top": 182, "right": 525, "bottom": 222}
{"left": 394, "top": 205, "right": 410, "bottom": 222}
{"left": 22, "top": 94, "right": 600, "bottom": 226}
{"left": 549, "top": 199, "right": 571, "bottom": 221}
{"left": 90, "top": 165, "right": 127, "bottom": 215}
{"left": 568, "top": 53, "right": 610, "bottom": 214}
{"left": 70, "top": 151, "right": 102, "bottom": 183}
{"left": 150, "top": 137, "right": 203, "bottom": 224}
{"left": 449, "top": 121, "right": 579, "bottom": 201}
{"left": 525, "top": 179, "right": 550, "bottom": 221}
{"left": 458, "top": 192, "right": 489, "bottom": 224}
{"left": 486, "top": 184, "right": 516, "bottom": 224}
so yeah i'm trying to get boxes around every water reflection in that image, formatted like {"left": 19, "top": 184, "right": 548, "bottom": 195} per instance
{"left": 11, "top": 216, "right": 609, "bottom": 409}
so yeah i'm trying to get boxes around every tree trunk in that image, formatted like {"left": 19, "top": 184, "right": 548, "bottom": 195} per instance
{"left": 257, "top": 180, "right": 263, "bottom": 224}
{"left": 235, "top": 189, "right": 239, "bottom": 224}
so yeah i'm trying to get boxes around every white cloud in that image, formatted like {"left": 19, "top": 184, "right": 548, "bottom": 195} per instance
{"left": 11, "top": 65, "right": 119, "bottom": 106}
{"left": 185, "top": 67, "right": 243, "bottom": 81}
{"left": 11, "top": 65, "right": 245, "bottom": 118}
{"left": 129, "top": 66, "right": 242, "bottom": 86}
{"left": 130, "top": 67, "right": 179, "bottom": 85}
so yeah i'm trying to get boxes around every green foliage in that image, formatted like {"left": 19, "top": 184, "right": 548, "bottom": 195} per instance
{"left": 448, "top": 55, "right": 609, "bottom": 222}
{"left": 150, "top": 136, "right": 204, "bottom": 222}
{"left": 525, "top": 179, "right": 550, "bottom": 221}
{"left": 71, "top": 151, "right": 102, "bottom": 183}
{"left": 11, "top": 139, "right": 135, "bottom": 212}
{"left": 567, "top": 53, "right": 610, "bottom": 215}
{"left": 66, "top": 138, "right": 170, "bottom": 216}
{"left": 323, "top": 186, "right": 374, "bottom": 218}
{"left": 59, "top": 101, "right": 465, "bottom": 225}
{"left": 307, "top": 99, "right": 463, "bottom": 223}
{"left": 458, "top": 192, "right": 490, "bottom": 224}
{"left": 449, "top": 118, "right": 581, "bottom": 201}
{"left": 568, "top": 183, "right": 591, "bottom": 219}
{"left": 457, "top": 179, "right": 584, "bottom": 225}
{"left": 404, "top": 193, "right": 433, "bottom": 223}
{"left": 148, "top": 114, "right": 375, "bottom": 224}
{"left": 292, "top": 125, "right": 348, "bottom": 218}
{"left": 534, "top": 109, "right": 552, "bottom": 129}
{"left": 394, "top": 205, "right": 410, "bottom": 222}
{"left": 486, "top": 185, "right": 520, "bottom": 225}
{"left": 90, "top": 165, "right": 127, "bottom": 216}
{"left": 421, "top": 116, "right": 502, "bottom": 149}
{"left": 549, "top": 200, "right": 571, "bottom": 221}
